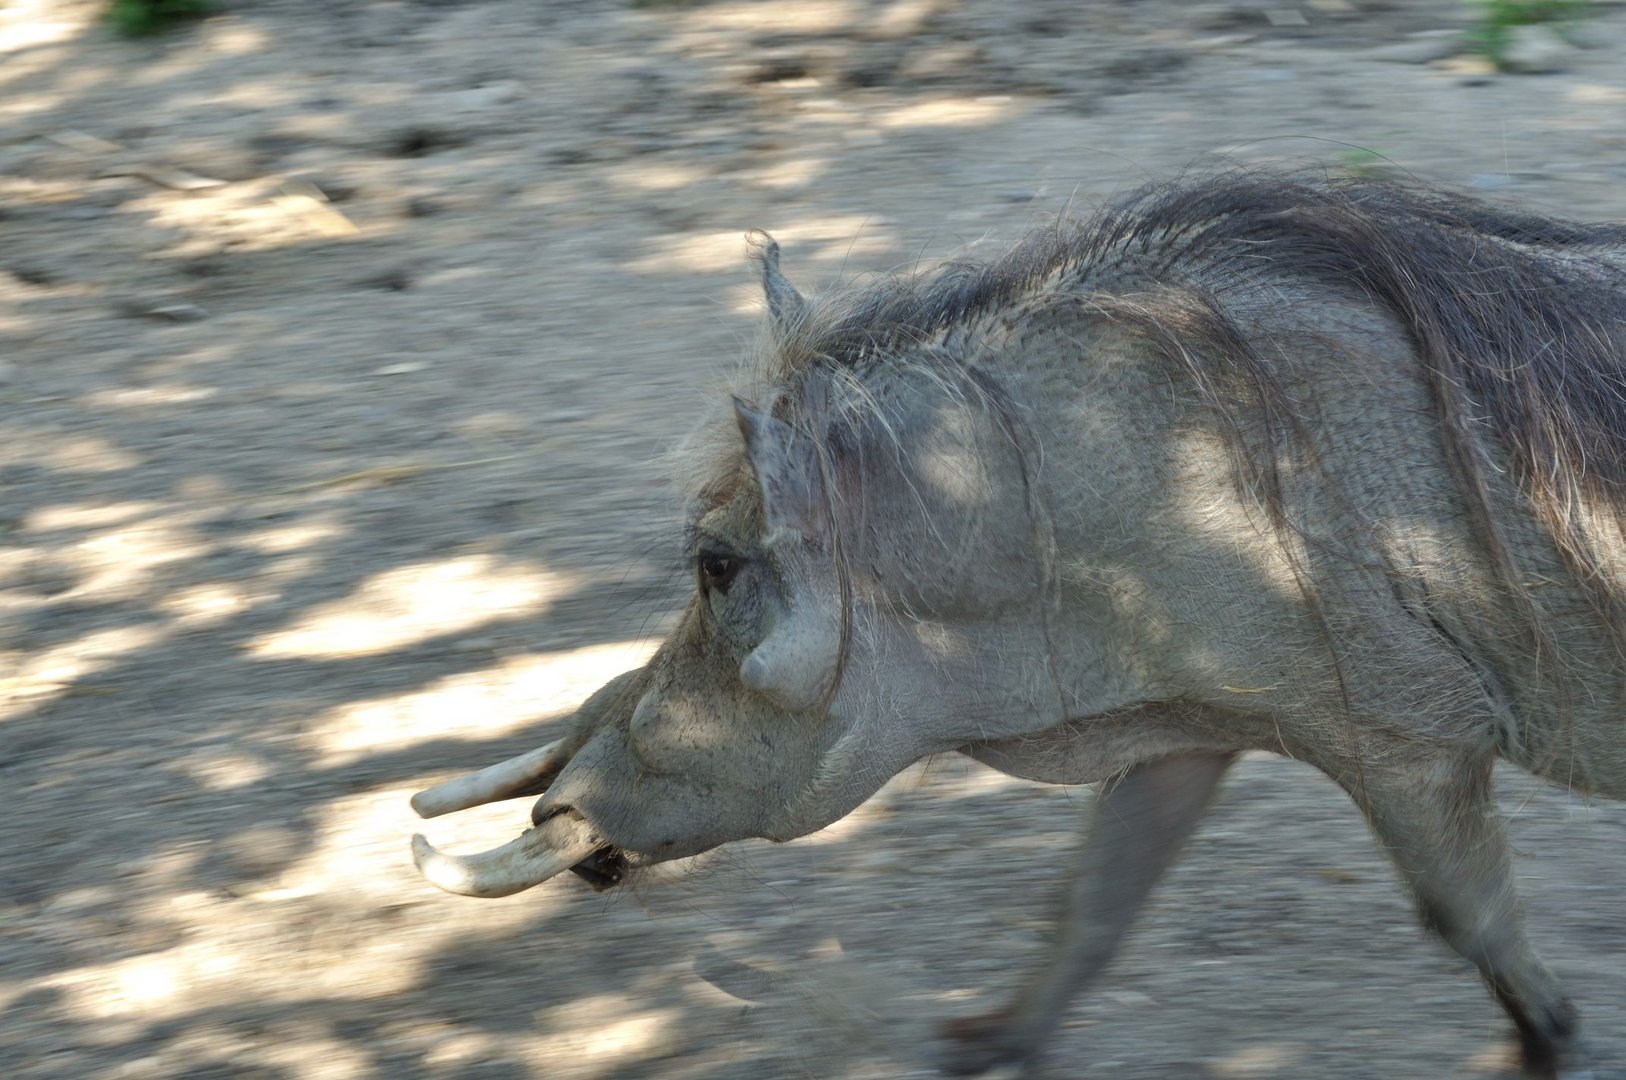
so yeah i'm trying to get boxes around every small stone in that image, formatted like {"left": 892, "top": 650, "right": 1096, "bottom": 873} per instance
{"left": 148, "top": 303, "right": 208, "bottom": 322}
{"left": 899, "top": 42, "right": 985, "bottom": 83}
{"left": 179, "top": 253, "right": 229, "bottom": 277}
{"left": 1559, "top": 19, "right": 1611, "bottom": 50}
{"left": 1189, "top": 4, "right": 1257, "bottom": 31}
{"left": 1103, "top": 989, "right": 1155, "bottom": 1007}
{"left": 442, "top": 80, "right": 524, "bottom": 112}
{"left": 10, "top": 265, "right": 59, "bottom": 286}
{"left": 387, "top": 126, "right": 466, "bottom": 158}
{"left": 404, "top": 196, "right": 443, "bottom": 218}
{"left": 360, "top": 267, "right": 412, "bottom": 291}
{"left": 1263, "top": 8, "right": 1309, "bottom": 27}
{"left": 1438, "top": 54, "right": 1498, "bottom": 83}
{"left": 1368, "top": 32, "right": 1462, "bottom": 65}
{"left": 1500, "top": 25, "right": 1576, "bottom": 74}
{"left": 116, "top": 297, "right": 207, "bottom": 322}
{"left": 42, "top": 886, "right": 115, "bottom": 915}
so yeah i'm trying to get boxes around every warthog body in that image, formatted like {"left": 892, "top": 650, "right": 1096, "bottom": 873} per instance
{"left": 413, "top": 173, "right": 1626, "bottom": 1077}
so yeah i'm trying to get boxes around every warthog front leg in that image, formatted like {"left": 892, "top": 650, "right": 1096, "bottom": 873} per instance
{"left": 1329, "top": 747, "right": 1592, "bottom": 1080}
{"left": 938, "top": 751, "right": 1237, "bottom": 1076}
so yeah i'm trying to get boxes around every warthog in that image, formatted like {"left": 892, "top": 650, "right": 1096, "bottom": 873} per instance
{"left": 411, "top": 172, "right": 1626, "bottom": 1077}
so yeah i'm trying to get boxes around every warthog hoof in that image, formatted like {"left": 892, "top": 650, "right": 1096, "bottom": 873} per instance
{"left": 935, "top": 1008, "right": 1041, "bottom": 1077}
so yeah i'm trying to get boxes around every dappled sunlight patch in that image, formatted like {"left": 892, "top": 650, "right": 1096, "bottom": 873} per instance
{"left": 84, "top": 384, "right": 219, "bottom": 410}
{"left": 1568, "top": 83, "right": 1626, "bottom": 105}
{"left": 2, "top": 623, "right": 170, "bottom": 718}
{"left": 917, "top": 403, "right": 994, "bottom": 506}
{"left": 1209, "top": 1040, "right": 1306, "bottom": 1076}
{"left": 0, "top": 0, "right": 82, "bottom": 54}
{"left": 44, "top": 878, "right": 445, "bottom": 1029}
{"left": 197, "top": 21, "right": 269, "bottom": 58}
{"left": 604, "top": 160, "right": 715, "bottom": 193}
{"left": 631, "top": 229, "right": 776, "bottom": 276}
{"left": 735, "top": 156, "right": 829, "bottom": 192}
{"left": 909, "top": 620, "right": 972, "bottom": 664}
{"left": 633, "top": 214, "right": 893, "bottom": 277}
{"left": 31, "top": 434, "right": 144, "bottom": 475}
{"left": 311, "top": 639, "right": 655, "bottom": 766}
{"left": 259, "top": 1036, "right": 376, "bottom": 1080}
{"left": 0, "top": 306, "right": 38, "bottom": 335}
{"left": 25, "top": 500, "right": 162, "bottom": 532}
{"left": 538, "top": 994, "right": 684, "bottom": 1074}
{"left": 760, "top": 216, "right": 898, "bottom": 261}
{"left": 44, "top": 940, "right": 249, "bottom": 1024}
{"left": 876, "top": 96, "right": 1018, "bottom": 131}
{"left": 160, "top": 581, "right": 253, "bottom": 627}
{"left": 129, "top": 177, "right": 373, "bottom": 255}
{"left": 70, "top": 519, "right": 211, "bottom": 601}
{"left": 27, "top": 793, "right": 594, "bottom": 1028}
{"left": 182, "top": 749, "right": 272, "bottom": 792}
{"left": 687, "top": 0, "right": 858, "bottom": 35}
{"left": 251, "top": 554, "right": 561, "bottom": 660}
{"left": 1168, "top": 426, "right": 1303, "bottom": 597}
{"left": 124, "top": 31, "right": 267, "bottom": 93}
{"left": 243, "top": 517, "right": 345, "bottom": 555}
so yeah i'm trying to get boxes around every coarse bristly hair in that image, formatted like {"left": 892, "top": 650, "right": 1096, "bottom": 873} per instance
{"left": 676, "top": 170, "right": 1626, "bottom": 707}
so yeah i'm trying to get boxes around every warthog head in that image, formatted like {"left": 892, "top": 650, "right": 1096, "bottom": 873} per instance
{"left": 412, "top": 237, "right": 1065, "bottom": 896}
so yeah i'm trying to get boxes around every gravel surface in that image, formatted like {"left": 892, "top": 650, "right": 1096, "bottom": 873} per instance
{"left": 4, "top": 1, "right": 1626, "bottom": 1077}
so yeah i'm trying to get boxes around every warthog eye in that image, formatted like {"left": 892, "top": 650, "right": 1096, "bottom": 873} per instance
{"left": 698, "top": 553, "right": 740, "bottom": 594}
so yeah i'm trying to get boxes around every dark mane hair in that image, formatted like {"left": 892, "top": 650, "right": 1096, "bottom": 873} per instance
{"left": 758, "top": 170, "right": 1626, "bottom": 693}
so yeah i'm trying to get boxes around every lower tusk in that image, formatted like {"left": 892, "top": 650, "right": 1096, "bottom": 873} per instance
{"left": 411, "top": 739, "right": 565, "bottom": 819}
{"left": 411, "top": 811, "right": 601, "bottom": 899}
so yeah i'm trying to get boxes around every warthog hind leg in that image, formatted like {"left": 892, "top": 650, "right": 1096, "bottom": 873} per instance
{"left": 1329, "top": 747, "right": 1592, "bottom": 1080}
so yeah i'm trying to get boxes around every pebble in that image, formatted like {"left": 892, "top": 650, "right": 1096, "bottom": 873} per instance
{"left": 404, "top": 195, "right": 444, "bottom": 218}
{"left": 1263, "top": 9, "right": 1308, "bottom": 28}
{"left": 1368, "top": 32, "right": 1462, "bottom": 65}
{"left": 373, "top": 361, "right": 428, "bottom": 376}
{"left": 1500, "top": 25, "right": 1576, "bottom": 74}
{"left": 360, "top": 267, "right": 413, "bottom": 291}
{"left": 115, "top": 297, "right": 208, "bottom": 322}
{"left": 441, "top": 80, "right": 525, "bottom": 112}
{"left": 147, "top": 303, "right": 208, "bottom": 322}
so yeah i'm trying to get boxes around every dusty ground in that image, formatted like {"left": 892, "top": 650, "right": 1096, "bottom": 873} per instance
{"left": 5, "top": 1, "right": 1626, "bottom": 1077}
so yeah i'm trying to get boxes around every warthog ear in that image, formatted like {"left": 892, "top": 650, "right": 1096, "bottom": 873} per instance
{"left": 747, "top": 230, "right": 807, "bottom": 331}
{"left": 735, "top": 397, "right": 824, "bottom": 539}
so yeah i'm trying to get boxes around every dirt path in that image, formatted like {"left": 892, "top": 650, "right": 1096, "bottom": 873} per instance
{"left": 4, "top": 2, "right": 1626, "bottom": 1077}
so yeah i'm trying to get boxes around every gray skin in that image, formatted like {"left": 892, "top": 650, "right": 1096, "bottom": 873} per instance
{"left": 412, "top": 229, "right": 1623, "bottom": 1079}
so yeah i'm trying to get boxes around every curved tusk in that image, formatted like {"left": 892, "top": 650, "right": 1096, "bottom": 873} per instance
{"left": 411, "top": 739, "right": 566, "bottom": 819}
{"left": 411, "top": 811, "right": 602, "bottom": 899}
